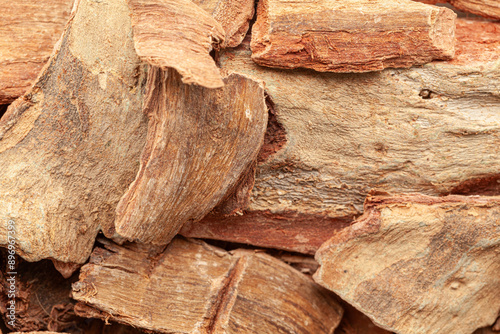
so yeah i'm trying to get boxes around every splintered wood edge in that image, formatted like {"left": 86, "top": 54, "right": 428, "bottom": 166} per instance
{"left": 127, "top": 0, "right": 225, "bottom": 88}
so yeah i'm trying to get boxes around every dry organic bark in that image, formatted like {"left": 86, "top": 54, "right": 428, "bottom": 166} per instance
{"left": 0, "top": 0, "right": 147, "bottom": 265}
{"left": 128, "top": 0, "right": 225, "bottom": 88}
{"left": 182, "top": 19, "right": 500, "bottom": 254}
{"left": 314, "top": 194, "right": 500, "bottom": 334}
{"left": 72, "top": 238, "right": 343, "bottom": 334}
{"left": 193, "top": 0, "right": 255, "bottom": 48}
{"left": 449, "top": 0, "right": 500, "bottom": 19}
{"left": 335, "top": 303, "right": 392, "bottom": 334}
{"left": 0, "top": 0, "right": 73, "bottom": 104}
{"left": 114, "top": 68, "right": 267, "bottom": 245}
{"left": 0, "top": 259, "right": 78, "bottom": 332}
{"left": 251, "top": 0, "right": 456, "bottom": 72}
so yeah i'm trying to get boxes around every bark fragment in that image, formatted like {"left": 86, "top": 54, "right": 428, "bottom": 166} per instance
{"left": 449, "top": 0, "right": 500, "bottom": 20}
{"left": 0, "top": 0, "right": 73, "bottom": 104}
{"left": 128, "top": 0, "right": 225, "bottom": 88}
{"left": 201, "top": 19, "right": 500, "bottom": 254}
{"left": 193, "top": 0, "right": 255, "bottom": 48}
{"left": 72, "top": 238, "right": 343, "bottom": 333}
{"left": 0, "top": 0, "right": 148, "bottom": 264}
{"left": 251, "top": 0, "right": 456, "bottom": 72}
{"left": 115, "top": 69, "right": 268, "bottom": 245}
{"left": 314, "top": 194, "right": 500, "bottom": 334}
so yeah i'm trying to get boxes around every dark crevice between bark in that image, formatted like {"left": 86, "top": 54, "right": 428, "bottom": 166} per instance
{"left": 257, "top": 94, "right": 287, "bottom": 163}
{"left": 0, "top": 104, "right": 8, "bottom": 121}
{"left": 448, "top": 174, "right": 500, "bottom": 196}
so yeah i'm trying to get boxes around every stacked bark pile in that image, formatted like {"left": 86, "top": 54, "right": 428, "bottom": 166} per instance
{"left": 0, "top": 0, "right": 499, "bottom": 333}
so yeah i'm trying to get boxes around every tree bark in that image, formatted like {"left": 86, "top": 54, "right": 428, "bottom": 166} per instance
{"left": 251, "top": 0, "right": 456, "bottom": 72}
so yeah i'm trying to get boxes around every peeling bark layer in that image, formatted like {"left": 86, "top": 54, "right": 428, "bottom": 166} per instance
{"left": 251, "top": 0, "right": 456, "bottom": 72}
{"left": 210, "top": 19, "right": 500, "bottom": 248}
{"left": 0, "top": 0, "right": 73, "bottom": 104}
{"left": 193, "top": 0, "right": 255, "bottom": 48}
{"left": 115, "top": 69, "right": 267, "bottom": 245}
{"left": 314, "top": 194, "right": 500, "bottom": 334}
{"left": 0, "top": 0, "right": 148, "bottom": 264}
{"left": 128, "top": 0, "right": 225, "bottom": 88}
{"left": 72, "top": 238, "right": 343, "bottom": 334}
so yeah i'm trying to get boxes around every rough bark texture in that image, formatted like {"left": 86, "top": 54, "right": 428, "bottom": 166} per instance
{"left": 0, "top": 259, "right": 78, "bottom": 333}
{"left": 251, "top": 0, "right": 456, "bottom": 72}
{"left": 72, "top": 238, "right": 343, "bottom": 334}
{"left": 0, "top": 0, "right": 147, "bottom": 264}
{"left": 314, "top": 194, "right": 500, "bottom": 334}
{"left": 182, "top": 19, "right": 500, "bottom": 254}
{"left": 128, "top": 0, "right": 225, "bottom": 88}
{"left": 334, "top": 303, "right": 392, "bottom": 334}
{"left": 450, "top": 0, "right": 500, "bottom": 19}
{"left": 115, "top": 69, "right": 267, "bottom": 245}
{"left": 0, "top": 0, "right": 73, "bottom": 104}
{"left": 193, "top": 0, "right": 255, "bottom": 48}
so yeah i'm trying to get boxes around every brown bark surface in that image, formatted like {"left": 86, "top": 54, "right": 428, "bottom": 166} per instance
{"left": 114, "top": 68, "right": 267, "bottom": 245}
{"left": 0, "top": 0, "right": 147, "bottom": 264}
{"left": 251, "top": 0, "right": 456, "bottom": 72}
{"left": 450, "top": 0, "right": 500, "bottom": 19}
{"left": 128, "top": 0, "right": 225, "bottom": 88}
{"left": 72, "top": 238, "right": 343, "bottom": 334}
{"left": 0, "top": 0, "right": 73, "bottom": 104}
{"left": 314, "top": 194, "right": 500, "bottom": 334}
{"left": 193, "top": 0, "right": 255, "bottom": 48}
{"left": 181, "top": 19, "right": 500, "bottom": 254}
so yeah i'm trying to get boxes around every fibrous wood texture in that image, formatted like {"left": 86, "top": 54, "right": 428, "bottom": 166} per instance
{"left": 114, "top": 68, "right": 267, "bottom": 245}
{"left": 0, "top": 260, "right": 78, "bottom": 332}
{"left": 251, "top": 0, "right": 456, "bottom": 72}
{"left": 314, "top": 194, "right": 500, "bottom": 334}
{"left": 0, "top": 0, "right": 147, "bottom": 264}
{"left": 72, "top": 238, "right": 343, "bottom": 334}
{"left": 0, "top": 0, "right": 72, "bottom": 104}
{"left": 181, "top": 19, "right": 500, "bottom": 254}
{"left": 450, "top": 0, "right": 500, "bottom": 19}
{"left": 193, "top": 0, "right": 255, "bottom": 48}
{"left": 128, "top": 0, "right": 225, "bottom": 88}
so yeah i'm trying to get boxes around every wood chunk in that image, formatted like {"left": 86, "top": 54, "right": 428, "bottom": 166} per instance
{"left": 193, "top": 0, "right": 255, "bottom": 48}
{"left": 450, "top": 0, "right": 500, "bottom": 20}
{"left": 0, "top": 0, "right": 148, "bottom": 264}
{"left": 72, "top": 238, "right": 343, "bottom": 334}
{"left": 251, "top": 0, "right": 456, "bottom": 72}
{"left": 128, "top": 0, "right": 225, "bottom": 88}
{"left": 0, "top": 0, "right": 73, "bottom": 104}
{"left": 314, "top": 194, "right": 500, "bottom": 334}
{"left": 114, "top": 68, "right": 267, "bottom": 245}
{"left": 200, "top": 19, "right": 500, "bottom": 254}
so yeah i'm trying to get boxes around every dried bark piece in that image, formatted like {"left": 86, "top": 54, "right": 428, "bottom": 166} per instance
{"left": 314, "top": 194, "right": 500, "bottom": 334}
{"left": 128, "top": 0, "right": 225, "bottom": 88}
{"left": 193, "top": 0, "right": 255, "bottom": 48}
{"left": 335, "top": 303, "right": 393, "bottom": 334}
{"left": 72, "top": 238, "right": 343, "bottom": 334}
{"left": 191, "top": 19, "right": 500, "bottom": 254}
{"left": 114, "top": 68, "right": 267, "bottom": 245}
{"left": 449, "top": 0, "right": 500, "bottom": 20}
{"left": 0, "top": 0, "right": 73, "bottom": 104}
{"left": 180, "top": 211, "right": 353, "bottom": 255}
{"left": 251, "top": 0, "right": 456, "bottom": 72}
{"left": 0, "top": 0, "right": 148, "bottom": 264}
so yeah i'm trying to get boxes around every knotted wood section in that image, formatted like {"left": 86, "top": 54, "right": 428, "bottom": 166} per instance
{"left": 115, "top": 68, "right": 267, "bottom": 245}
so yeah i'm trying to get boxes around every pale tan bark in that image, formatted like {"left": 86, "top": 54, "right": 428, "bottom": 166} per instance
{"left": 314, "top": 194, "right": 500, "bottom": 334}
